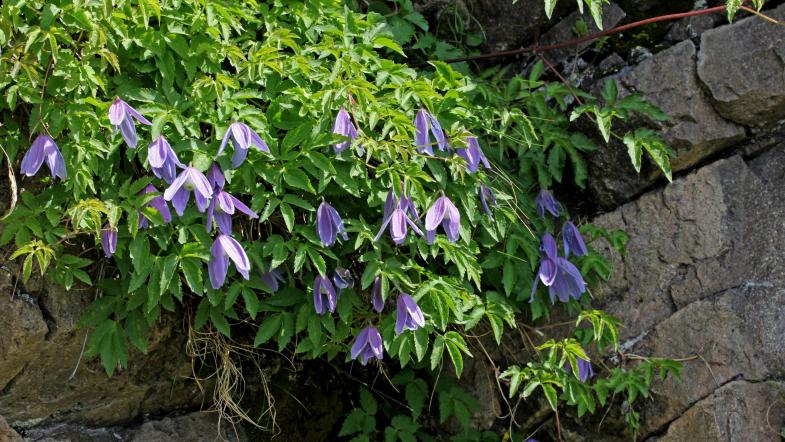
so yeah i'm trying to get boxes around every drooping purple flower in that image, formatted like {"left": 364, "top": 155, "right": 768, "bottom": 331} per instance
{"left": 148, "top": 136, "right": 185, "bottom": 184}
{"left": 207, "top": 162, "right": 225, "bottom": 190}
{"left": 562, "top": 221, "right": 588, "bottom": 257}
{"left": 351, "top": 326, "right": 383, "bottom": 365}
{"left": 101, "top": 225, "right": 117, "bottom": 258}
{"left": 20, "top": 134, "right": 67, "bottom": 179}
{"left": 566, "top": 357, "right": 594, "bottom": 383}
{"left": 395, "top": 293, "right": 425, "bottom": 334}
{"left": 414, "top": 108, "right": 449, "bottom": 155}
{"left": 208, "top": 234, "right": 251, "bottom": 289}
{"left": 333, "top": 267, "right": 354, "bottom": 291}
{"left": 138, "top": 184, "right": 172, "bottom": 229}
{"left": 424, "top": 195, "right": 460, "bottom": 244}
{"left": 108, "top": 98, "right": 152, "bottom": 148}
{"left": 316, "top": 202, "right": 348, "bottom": 247}
{"left": 374, "top": 193, "right": 423, "bottom": 245}
{"left": 163, "top": 166, "right": 213, "bottom": 216}
{"left": 313, "top": 275, "right": 338, "bottom": 314}
{"left": 457, "top": 136, "right": 490, "bottom": 173}
{"left": 217, "top": 122, "right": 270, "bottom": 167}
{"left": 206, "top": 189, "right": 258, "bottom": 235}
{"left": 371, "top": 276, "right": 384, "bottom": 313}
{"left": 332, "top": 107, "right": 362, "bottom": 154}
{"left": 260, "top": 264, "right": 286, "bottom": 293}
{"left": 479, "top": 184, "right": 498, "bottom": 219}
{"left": 529, "top": 233, "right": 587, "bottom": 304}
{"left": 535, "top": 189, "right": 562, "bottom": 218}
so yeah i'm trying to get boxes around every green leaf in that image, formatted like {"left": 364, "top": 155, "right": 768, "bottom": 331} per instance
{"left": 360, "top": 389, "right": 378, "bottom": 415}
{"left": 254, "top": 314, "right": 282, "bottom": 346}
{"left": 283, "top": 168, "right": 315, "bottom": 193}
{"left": 159, "top": 254, "right": 178, "bottom": 298}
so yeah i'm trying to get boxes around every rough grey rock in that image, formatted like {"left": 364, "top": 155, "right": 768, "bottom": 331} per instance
{"left": 698, "top": 4, "right": 785, "bottom": 126}
{"left": 654, "top": 380, "right": 785, "bottom": 442}
{"left": 0, "top": 271, "right": 204, "bottom": 428}
{"left": 587, "top": 40, "right": 746, "bottom": 208}
{"left": 592, "top": 145, "right": 785, "bottom": 438}
{"left": 540, "top": 3, "right": 627, "bottom": 64}
{"left": 0, "top": 416, "right": 22, "bottom": 442}
{"left": 665, "top": 12, "right": 720, "bottom": 42}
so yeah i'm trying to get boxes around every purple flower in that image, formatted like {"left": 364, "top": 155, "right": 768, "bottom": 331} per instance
{"left": 260, "top": 264, "right": 286, "bottom": 293}
{"left": 313, "top": 275, "right": 338, "bottom": 314}
{"left": 206, "top": 189, "right": 258, "bottom": 235}
{"left": 351, "top": 326, "right": 383, "bottom": 365}
{"left": 217, "top": 122, "right": 270, "bottom": 167}
{"left": 529, "top": 233, "right": 586, "bottom": 304}
{"left": 562, "top": 221, "right": 588, "bottom": 257}
{"left": 456, "top": 137, "right": 490, "bottom": 173}
{"left": 148, "top": 136, "right": 185, "bottom": 184}
{"left": 138, "top": 184, "right": 172, "bottom": 229}
{"left": 332, "top": 107, "right": 362, "bottom": 154}
{"left": 371, "top": 276, "right": 384, "bottom": 312}
{"left": 566, "top": 357, "right": 594, "bottom": 383}
{"left": 101, "top": 225, "right": 117, "bottom": 258}
{"left": 163, "top": 166, "right": 213, "bottom": 216}
{"left": 108, "top": 98, "right": 152, "bottom": 148}
{"left": 479, "top": 184, "right": 497, "bottom": 219}
{"left": 316, "top": 202, "right": 348, "bottom": 247}
{"left": 395, "top": 293, "right": 425, "bottom": 334}
{"left": 374, "top": 193, "right": 423, "bottom": 245}
{"left": 207, "top": 162, "right": 225, "bottom": 190}
{"left": 20, "top": 134, "right": 67, "bottom": 179}
{"left": 414, "top": 108, "right": 449, "bottom": 155}
{"left": 208, "top": 234, "right": 251, "bottom": 289}
{"left": 424, "top": 195, "right": 460, "bottom": 244}
{"left": 535, "top": 189, "right": 562, "bottom": 218}
{"left": 333, "top": 267, "right": 354, "bottom": 291}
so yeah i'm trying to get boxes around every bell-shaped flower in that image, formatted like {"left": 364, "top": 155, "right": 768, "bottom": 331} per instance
{"left": 529, "top": 233, "right": 586, "bottom": 304}
{"left": 206, "top": 189, "right": 258, "bottom": 235}
{"left": 163, "top": 166, "right": 213, "bottom": 216}
{"left": 351, "top": 326, "right": 383, "bottom": 365}
{"left": 333, "top": 267, "right": 354, "bottom": 291}
{"left": 313, "top": 275, "right": 338, "bottom": 315}
{"left": 20, "top": 134, "right": 67, "bottom": 179}
{"left": 208, "top": 234, "right": 250, "bottom": 289}
{"left": 316, "top": 202, "right": 348, "bottom": 247}
{"left": 138, "top": 184, "right": 172, "bottom": 229}
{"left": 479, "top": 184, "right": 498, "bottom": 219}
{"left": 424, "top": 195, "right": 460, "bottom": 244}
{"left": 530, "top": 233, "right": 559, "bottom": 301}
{"left": 332, "top": 107, "right": 362, "bottom": 154}
{"left": 566, "top": 357, "right": 594, "bottom": 383}
{"left": 207, "top": 162, "right": 225, "bottom": 190}
{"left": 217, "top": 122, "right": 270, "bottom": 167}
{"left": 457, "top": 136, "right": 490, "bottom": 173}
{"left": 374, "top": 193, "right": 423, "bottom": 245}
{"left": 536, "top": 189, "right": 562, "bottom": 218}
{"left": 562, "top": 221, "right": 588, "bottom": 257}
{"left": 395, "top": 293, "right": 425, "bottom": 334}
{"left": 101, "top": 225, "right": 117, "bottom": 258}
{"left": 108, "top": 98, "right": 152, "bottom": 148}
{"left": 371, "top": 276, "right": 384, "bottom": 313}
{"left": 148, "top": 136, "right": 185, "bottom": 184}
{"left": 260, "top": 264, "right": 286, "bottom": 293}
{"left": 414, "top": 108, "right": 449, "bottom": 155}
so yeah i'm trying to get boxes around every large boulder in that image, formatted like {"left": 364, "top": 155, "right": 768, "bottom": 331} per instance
{"left": 0, "top": 271, "right": 204, "bottom": 428}
{"left": 698, "top": 4, "right": 785, "bottom": 126}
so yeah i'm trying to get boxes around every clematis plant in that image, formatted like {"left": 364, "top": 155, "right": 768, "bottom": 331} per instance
{"left": 313, "top": 275, "right": 338, "bottom": 314}
{"left": 374, "top": 191, "right": 423, "bottom": 245}
{"left": 371, "top": 276, "right": 384, "bottom": 313}
{"left": 316, "top": 202, "right": 348, "bottom": 247}
{"left": 208, "top": 235, "right": 251, "bottom": 289}
{"left": 536, "top": 189, "right": 563, "bottom": 218}
{"left": 395, "top": 293, "right": 425, "bottom": 334}
{"left": 456, "top": 136, "right": 490, "bottom": 173}
{"left": 332, "top": 107, "right": 361, "bottom": 154}
{"left": 217, "top": 122, "right": 270, "bottom": 167}
{"left": 206, "top": 189, "right": 257, "bottom": 235}
{"left": 425, "top": 194, "right": 460, "bottom": 244}
{"left": 101, "top": 225, "right": 117, "bottom": 258}
{"left": 530, "top": 233, "right": 587, "bottom": 303}
{"left": 108, "top": 98, "right": 151, "bottom": 148}
{"left": 414, "top": 108, "right": 449, "bottom": 155}
{"left": 163, "top": 166, "right": 213, "bottom": 215}
{"left": 137, "top": 185, "right": 171, "bottom": 229}
{"left": 260, "top": 264, "right": 286, "bottom": 293}
{"left": 563, "top": 221, "right": 588, "bottom": 257}
{"left": 148, "top": 136, "right": 184, "bottom": 184}
{"left": 479, "top": 184, "right": 497, "bottom": 219}
{"left": 351, "top": 326, "right": 383, "bottom": 365}
{"left": 20, "top": 134, "right": 67, "bottom": 179}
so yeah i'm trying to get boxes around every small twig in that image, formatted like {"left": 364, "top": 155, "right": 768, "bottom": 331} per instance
{"left": 740, "top": 6, "right": 785, "bottom": 26}
{"left": 69, "top": 330, "right": 90, "bottom": 380}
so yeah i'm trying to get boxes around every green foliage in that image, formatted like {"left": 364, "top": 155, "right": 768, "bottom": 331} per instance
{"left": 518, "top": 0, "right": 610, "bottom": 30}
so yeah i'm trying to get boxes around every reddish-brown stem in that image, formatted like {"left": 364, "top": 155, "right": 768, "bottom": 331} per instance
{"left": 437, "top": 5, "right": 731, "bottom": 65}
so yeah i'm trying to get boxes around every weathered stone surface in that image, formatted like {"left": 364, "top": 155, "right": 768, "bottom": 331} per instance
{"left": 592, "top": 145, "right": 785, "bottom": 438}
{"left": 665, "top": 12, "right": 720, "bottom": 42}
{"left": 464, "top": 0, "right": 552, "bottom": 52}
{"left": 654, "top": 380, "right": 785, "bottom": 442}
{"left": 0, "top": 273, "right": 204, "bottom": 428}
{"left": 0, "top": 416, "right": 22, "bottom": 442}
{"left": 698, "top": 4, "right": 785, "bottom": 126}
{"left": 540, "top": 3, "right": 627, "bottom": 64}
{"left": 588, "top": 40, "right": 746, "bottom": 208}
